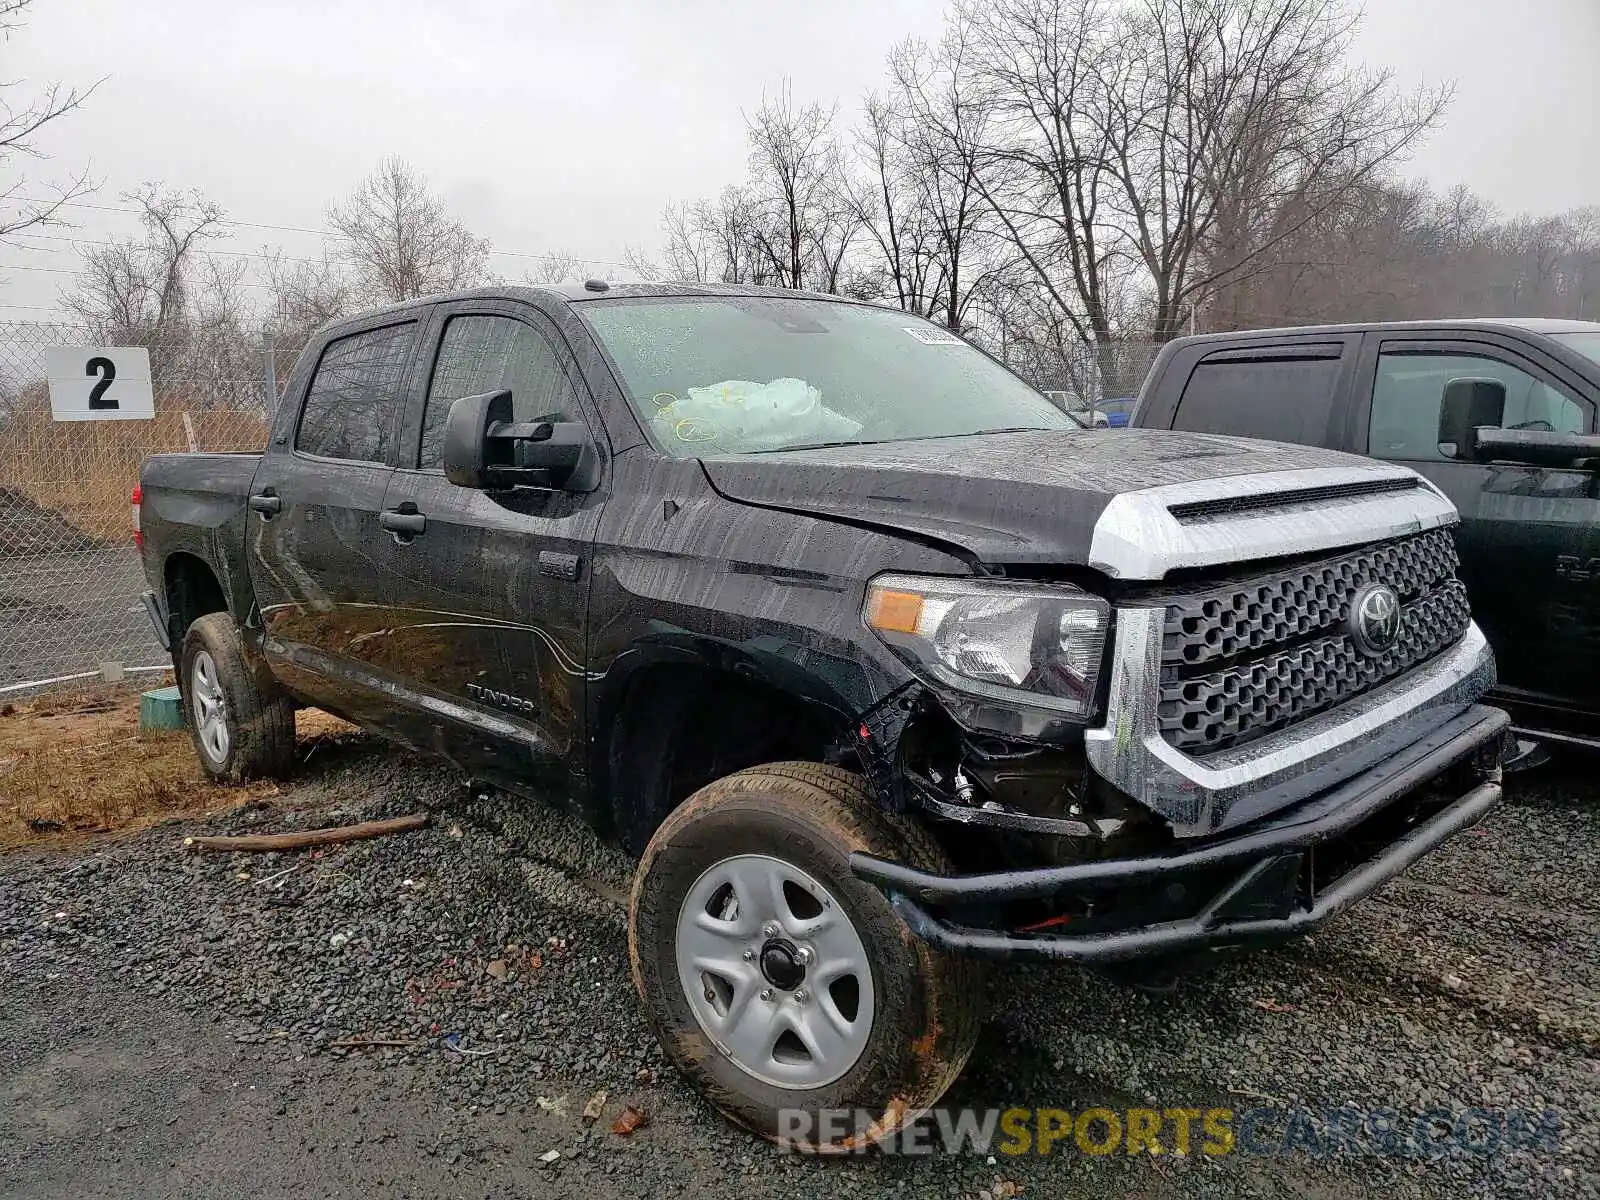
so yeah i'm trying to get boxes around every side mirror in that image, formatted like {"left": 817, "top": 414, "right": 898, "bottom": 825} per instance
{"left": 442, "top": 390, "right": 597, "bottom": 491}
{"left": 1437, "top": 377, "right": 1506, "bottom": 460}
{"left": 1470, "top": 427, "right": 1600, "bottom": 469}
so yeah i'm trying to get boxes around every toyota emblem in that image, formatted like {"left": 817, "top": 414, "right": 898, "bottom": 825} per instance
{"left": 1348, "top": 584, "right": 1401, "bottom": 655}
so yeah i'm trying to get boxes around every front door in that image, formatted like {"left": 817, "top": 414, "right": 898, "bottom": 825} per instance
{"left": 1354, "top": 334, "right": 1600, "bottom": 720}
{"left": 378, "top": 303, "right": 606, "bottom": 798}
{"left": 247, "top": 316, "right": 426, "bottom": 727}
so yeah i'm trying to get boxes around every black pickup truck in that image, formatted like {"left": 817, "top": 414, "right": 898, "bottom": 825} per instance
{"left": 138, "top": 284, "right": 1506, "bottom": 1149}
{"left": 1129, "top": 318, "right": 1600, "bottom": 751}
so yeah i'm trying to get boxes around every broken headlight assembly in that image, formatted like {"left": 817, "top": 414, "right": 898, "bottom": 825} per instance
{"left": 864, "top": 574, "right": 1110, "bottom": 718}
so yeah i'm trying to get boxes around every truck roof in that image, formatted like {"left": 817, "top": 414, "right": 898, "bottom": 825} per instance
{"left": 1167, "top": 316, "right": 1600, "bottom": 346}
{"left": 320, "top": 281, "right": 865, "bottom": 334}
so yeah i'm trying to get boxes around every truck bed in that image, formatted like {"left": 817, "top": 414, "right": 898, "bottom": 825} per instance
{"left": 138, "top": 452, "right": 262, "bottom": 640}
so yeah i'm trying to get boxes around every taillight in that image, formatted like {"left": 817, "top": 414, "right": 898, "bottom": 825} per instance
{"left": 131, "top": 484, "right": 143, "bottom": 551}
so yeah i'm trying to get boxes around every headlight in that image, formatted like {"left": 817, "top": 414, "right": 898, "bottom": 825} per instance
{"left": 863, "top": 574, "right": 1110, "bottom": 717}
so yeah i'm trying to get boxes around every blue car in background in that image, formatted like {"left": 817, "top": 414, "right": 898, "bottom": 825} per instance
{"left": 1092, "top": 396, "right": 1136, "bottom": 427}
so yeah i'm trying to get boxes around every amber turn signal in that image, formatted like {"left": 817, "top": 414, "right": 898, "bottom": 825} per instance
{"left": 866, "top": 587, "right": 925, "bottom": 635}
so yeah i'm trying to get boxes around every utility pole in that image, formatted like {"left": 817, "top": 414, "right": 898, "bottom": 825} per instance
{"left": 262, "top": 328, "right": 277, "bottom": 412}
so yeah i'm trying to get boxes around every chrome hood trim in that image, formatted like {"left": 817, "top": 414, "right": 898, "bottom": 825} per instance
{"left": 1088, "top": 464, "right": 1456, "bottom": 581}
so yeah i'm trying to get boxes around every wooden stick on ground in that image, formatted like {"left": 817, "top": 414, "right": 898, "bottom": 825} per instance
{"left": 183, "top": 812, "right": 430, "bottom": 853}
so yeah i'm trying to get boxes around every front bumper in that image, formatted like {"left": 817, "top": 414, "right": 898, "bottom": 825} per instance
{"left": 851, "top": 703, "right": 1507, "bottom": 962}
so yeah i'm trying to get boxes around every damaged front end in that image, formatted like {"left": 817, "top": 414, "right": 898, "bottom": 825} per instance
{"left": 846, "top": 531, "right": 1508, "bottom": 970}
{"left": 852, "top": 688, "right": 1505, "bottom": 967}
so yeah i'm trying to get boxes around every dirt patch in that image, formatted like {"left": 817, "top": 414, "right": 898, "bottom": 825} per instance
{"left": 0, "top": 685, "right": 358, "bottom": 849}
{"left": 0, "top": 485, "right": 108, "bottom": 558}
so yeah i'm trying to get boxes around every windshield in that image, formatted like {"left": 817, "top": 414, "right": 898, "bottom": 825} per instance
{"left": 1554, "top": 331, "right": 1600, "bottom": 369}
{"left": 581, "top": 296, "right": 1072, "bottom": 456}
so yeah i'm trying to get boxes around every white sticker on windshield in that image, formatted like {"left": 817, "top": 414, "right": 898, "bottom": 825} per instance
{"left": 903, "top": 326, "right": 964, "bottom": 345}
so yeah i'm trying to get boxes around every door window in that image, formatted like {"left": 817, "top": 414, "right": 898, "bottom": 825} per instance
{"left": 295, "top": 322, "right": 417, "bottom": 462}
{"left": 419, "top": 314, "right": 581, "bottom": 470}
{"left": 1171, "top": 351, "right": 1341, "bottom": 447}
{"left": 1369, "top": 350, "right": 1587, "bottom": 462}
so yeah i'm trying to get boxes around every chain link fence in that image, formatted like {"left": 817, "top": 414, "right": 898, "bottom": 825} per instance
{"left": 1002, "top": 338, "right": 1161, "bottom": 413}
{"left": 0, "top": 320, "right": 291, "bottom": 693}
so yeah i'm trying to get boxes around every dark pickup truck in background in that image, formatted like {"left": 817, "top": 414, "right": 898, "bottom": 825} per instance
{"left": 1131, "top": 318, "right": 1600, "bottom": 752}
{"left": 137, "top": 284, "right": 1506, "bottom": 1149}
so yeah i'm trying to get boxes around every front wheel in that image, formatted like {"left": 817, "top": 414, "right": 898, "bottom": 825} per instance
{"left": 179, "top": 612, "right": 296, "bottom": 783}
{"left": 628, "top": 762, "right": 983, "bottom": 1150}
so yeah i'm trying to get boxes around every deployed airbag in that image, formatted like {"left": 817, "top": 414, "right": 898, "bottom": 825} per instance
{"left": 650, "top": 378, "right": 862, "bottom": 453}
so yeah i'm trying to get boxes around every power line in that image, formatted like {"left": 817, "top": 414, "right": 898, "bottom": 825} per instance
{"left": 9, "top": 195, "right": 644, "bottom": 271}
{"left": 7, "top": 230, "right": 326, "bottom": 268}
{"left": 6, "top": 196, "right": 327, "bottom": 237}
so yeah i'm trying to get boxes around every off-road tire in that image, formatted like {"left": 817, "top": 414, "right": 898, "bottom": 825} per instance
{"left": 629, "top": 761, "right": 983, "bottom": 1151}
{"left": 179, "top": 612, "right": 296, "bottom": 783}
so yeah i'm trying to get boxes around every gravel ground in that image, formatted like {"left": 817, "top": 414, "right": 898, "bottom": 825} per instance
{"left": 2, "top": 738, "right": 1594, "bottom": 1199}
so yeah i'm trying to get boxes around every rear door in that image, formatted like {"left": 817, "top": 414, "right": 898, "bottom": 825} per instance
{"left": 377, "top": 300, "right": 608, "bottom": 796}
{"left": 1351, "top": 332, "right": 1600, "bottom": 716}
{"left": 247, "top": 314, "right": 428, "bottom": 724}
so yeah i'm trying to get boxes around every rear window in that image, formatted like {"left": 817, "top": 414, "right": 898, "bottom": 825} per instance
{"left": 1171, "top": 350, "right": 1342, "bottom": 447}
{"left": 296, "top": 322, "right": 417, "bottom": 462}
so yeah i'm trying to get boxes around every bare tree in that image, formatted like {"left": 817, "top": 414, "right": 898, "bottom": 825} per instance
{"left": 659, "top": 188, "right": 768, "bottom": 284}
{"left": 328, "top": 156, "right": 491, "bottom": 303}
{"left": 264, "top": 250, "right": 356, "bottom": 375}
{"left": 885, "top": 33, "right": 1016, "bottom": 330}
{"left": 948, "top": 0, "right": 1129, "bottom": 378}
{"left": 620, "top": 244, "right": 663, "bottom": 282}
{"left": 1121, "top": 0, "right": 1452, "bottom": 340}
{"left": 743, "top": 84, "right": 859, "bottom": 290}
{"left": 848, "top": 90, "right": 941, "bottom": 315}
{"left": 526, "top": 249, "right": 584, "bottom": 285}
{"left": 0, "top": 0, "right": 98, "bottom": 242}
{"left": 62, "top": 186, "right": 227, "bottom": 349}
{"left": 942, "top": 0, "right": 1451, "bottom": 372}
{"left": 521, "top": 249, "right": 592, "bottom": 286}
{"left": 60, "top": 186, "right": 269, "bottom": 405}
{"left": 659, "top": 200, "right": 717, "bottom": 282}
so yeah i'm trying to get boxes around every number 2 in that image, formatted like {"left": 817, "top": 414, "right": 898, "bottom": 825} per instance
{"left": 86, "top": 356, "right": 117, "bottom": 409}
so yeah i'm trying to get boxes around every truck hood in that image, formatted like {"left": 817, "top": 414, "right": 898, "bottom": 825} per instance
{"left": 700, "top": 428, "right": 1434, "bottom": 575}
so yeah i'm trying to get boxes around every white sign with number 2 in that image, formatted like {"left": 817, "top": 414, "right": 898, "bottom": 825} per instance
{"left": 45, "top": 347, "right": 156, "bottom": 421}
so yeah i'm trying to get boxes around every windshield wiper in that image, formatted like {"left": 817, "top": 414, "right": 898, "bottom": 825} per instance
{"left": 897, "top": 426, "right": 1056, "bottom": 442}
{"left": 744, "top": 438, "right": 891, "bottom": 454}
{"left": 743, "top": 427, "right": 1056, "bottom": 455}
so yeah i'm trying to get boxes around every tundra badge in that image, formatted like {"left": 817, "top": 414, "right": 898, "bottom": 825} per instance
{"left": 465, "top": 682, "right": 538, "bottom": 715}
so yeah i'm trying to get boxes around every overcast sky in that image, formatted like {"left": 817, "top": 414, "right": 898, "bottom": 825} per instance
{"left": 4, "top": 0, "right": 1598, "bottom": 317}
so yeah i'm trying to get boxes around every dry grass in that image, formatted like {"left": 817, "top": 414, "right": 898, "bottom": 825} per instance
{"left": 0, "top": 409, "right": 268, "bottom": 539}
{"left": 0, "top": 683, "right": 358, "bottom": 850}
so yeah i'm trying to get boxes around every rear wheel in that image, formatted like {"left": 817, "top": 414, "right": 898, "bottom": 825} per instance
{"left": 179, "top": 613, "right": 296, "bottom": 783}
{"left": 628, "top": 762, "right": 983, "bottom": 1150}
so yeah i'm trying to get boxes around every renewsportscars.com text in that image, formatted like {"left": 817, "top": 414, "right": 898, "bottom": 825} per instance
{"left": 778, "top": 1105, "right": 1564, "bottom": 1159}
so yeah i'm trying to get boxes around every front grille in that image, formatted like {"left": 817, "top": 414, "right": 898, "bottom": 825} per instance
{"left": 1157, "top": 528, "right": 1470, "bottom": 754}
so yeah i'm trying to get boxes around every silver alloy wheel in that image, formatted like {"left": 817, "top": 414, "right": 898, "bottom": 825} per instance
{"left": 675, "top": 853, "right": 875, "bottom": 1090}
{"left": 190, "top": 649, "right": 231, "bottom": 765}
